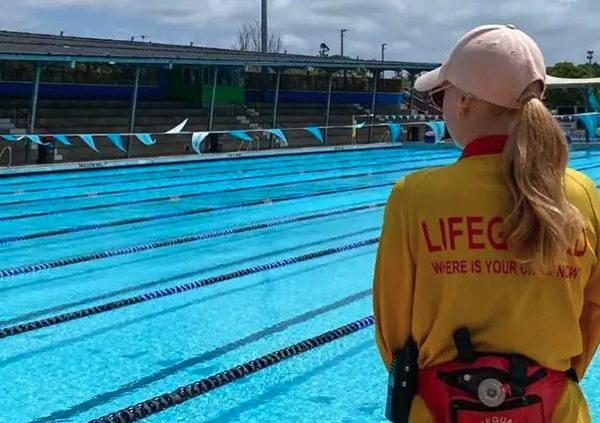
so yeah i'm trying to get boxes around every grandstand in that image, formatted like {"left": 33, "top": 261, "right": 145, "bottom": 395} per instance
{"left": 0, "top": 30, "right": 440, "bottom": 165}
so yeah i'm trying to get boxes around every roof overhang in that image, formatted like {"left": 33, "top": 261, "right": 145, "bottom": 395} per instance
{"left": 546, "top": 75, "right": 600, "bottom": 88}
{"left": 0, "top": 53, "right": 440, "bottom": 72}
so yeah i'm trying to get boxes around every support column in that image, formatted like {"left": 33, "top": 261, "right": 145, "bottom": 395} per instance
{"left": 324, "top": 71, "right": 334, "bottom": 144}
{"left": 368, "top": 70, "right": 379, "bottom": 143}
{"left": 408, "top": 72, "right": 416, "bottom": 116}
{"left": 126, "top": 66, "right": 141, "bottom": 158}
{"left": 207, "top": 66, "right": 219, "bottom": 131}
{"left": 270, "top": 67, "right": 282, "bottom": 149}
{"left": 25, "top": 63, "right": 42, "bottom": 164}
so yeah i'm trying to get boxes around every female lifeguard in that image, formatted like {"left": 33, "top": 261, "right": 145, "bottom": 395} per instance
{"left": 373, "top": 24, "right": 600, "bottom": 423}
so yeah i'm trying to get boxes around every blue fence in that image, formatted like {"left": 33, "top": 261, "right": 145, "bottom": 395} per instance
{"left": 0, "top": 82, "right": 166, "bottom": 100}
{"left": 0, "top": 69, "right": 168, "bottom": 100}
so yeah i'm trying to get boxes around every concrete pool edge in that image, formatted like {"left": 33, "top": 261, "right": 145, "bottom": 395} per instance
{"left": 0, "top": 142, "right": 412, "bottom": 178}
{"left": 2, "top": 140, "right": 594, "bottom": 178}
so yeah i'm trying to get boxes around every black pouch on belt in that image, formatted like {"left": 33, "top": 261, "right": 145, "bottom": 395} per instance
{"left": 385, "top": 338, "right": 419, "bottom": 423}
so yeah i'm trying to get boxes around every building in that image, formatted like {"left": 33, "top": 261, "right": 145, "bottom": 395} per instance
{"left": 0, "top": 30, "right": 440, "bottom": 106}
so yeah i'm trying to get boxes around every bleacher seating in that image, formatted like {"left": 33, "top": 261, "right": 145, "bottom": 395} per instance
{"left": 0, "top": 98, "right": 422, "bottom": 165}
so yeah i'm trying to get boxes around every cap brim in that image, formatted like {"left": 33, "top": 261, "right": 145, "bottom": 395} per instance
{"left": 414, "top": 66, "right": 443, "bottom": 92}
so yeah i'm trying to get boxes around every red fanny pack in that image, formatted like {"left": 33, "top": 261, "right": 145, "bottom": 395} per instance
{"left": 416, "top": 329, "right": 573, "bottom": 423}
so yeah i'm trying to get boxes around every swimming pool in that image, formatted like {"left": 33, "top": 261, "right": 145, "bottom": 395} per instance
{"left": 0, "top": 145, "right": 598, "bottom": 423}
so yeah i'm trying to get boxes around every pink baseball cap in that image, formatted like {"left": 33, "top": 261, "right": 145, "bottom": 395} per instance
{"left": 414, "top": 24, "right": 546, "bottom": 109}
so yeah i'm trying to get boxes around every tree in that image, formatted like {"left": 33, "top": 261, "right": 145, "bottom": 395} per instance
{"left": 232, "top": 20, "right": 284, "bottom": 53}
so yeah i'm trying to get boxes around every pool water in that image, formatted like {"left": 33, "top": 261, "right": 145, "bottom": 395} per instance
{"left": 0, "top": 145, "right": 598, "bottom": 423}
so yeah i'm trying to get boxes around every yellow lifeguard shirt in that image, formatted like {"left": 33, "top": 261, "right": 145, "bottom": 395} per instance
{"left": 373, "top": 135, "right": 600, "bottom": 381}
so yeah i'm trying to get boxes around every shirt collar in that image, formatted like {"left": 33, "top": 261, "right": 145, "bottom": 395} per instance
{"left": 459, "top": 135, "right": 509, "bottom": 160}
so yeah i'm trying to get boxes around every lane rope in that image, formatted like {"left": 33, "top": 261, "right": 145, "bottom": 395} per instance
{"left": 0, "top": 238, "right": 379, "bottom": 339}
{"left": 3, "top": 154, "right": 600, "bottom": 222}
{"left": 0, "top": 153, "right": 458, "bottom": 207}
{"left": 0, "top": 150, "right": 458, "bottom": 196}
{"left": 88, "top": 315, "right": 375, "bottom": 423}
{"left": 0, "top": 161, "right": 440, "bottom": 221}
{"left": 0, "top": 182, "right": 391, "bottom": 244}
{"left": 0, "top": 145, "right": 415, "bottom": 187}
{"left": 0, "top": 203, "right": 384, "bottom": 278}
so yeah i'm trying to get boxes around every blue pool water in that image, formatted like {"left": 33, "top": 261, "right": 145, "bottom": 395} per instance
{"left": 0, "top": 145, "right": 599, "bottom": 423}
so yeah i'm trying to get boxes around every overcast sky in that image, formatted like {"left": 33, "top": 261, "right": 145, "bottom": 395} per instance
{"left": 2, "top": 0, "right": 598, "bottom": 66}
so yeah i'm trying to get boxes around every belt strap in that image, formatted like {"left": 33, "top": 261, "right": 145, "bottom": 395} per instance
{"left": 453, "top": 328, "right": 477, "bottom": 363}
{"left": 510, "top": 355, "right": 528, "bottom": 397}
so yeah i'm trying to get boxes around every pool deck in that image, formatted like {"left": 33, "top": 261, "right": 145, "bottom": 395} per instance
{"left": 1, "top": 140, "right": 597, "bottom": 177}
{"left": 0, "top": 142, "right": 452, "bottom": 177}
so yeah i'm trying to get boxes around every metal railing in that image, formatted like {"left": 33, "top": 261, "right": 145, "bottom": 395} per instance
{"left": 238, "top": 135, "right": 261, "bottom": 152}
{"left": 231, "top": 102, "right": 290, "bottom": 130}
{"left": 0, "top": 147, "right": 13, "bottom": 168}
{"left": 379, "top": 130, "right": 390, "bottom": 143}
{"left": 402, "top": 89, "right": 443, "bottom": 116}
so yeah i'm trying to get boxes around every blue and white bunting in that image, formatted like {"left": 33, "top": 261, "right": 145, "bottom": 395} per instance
{"left": 304, "top": 127, "right": 324, "bottom": 144}
{"left": 165, "top": 119, "right": 188, "bottom": 134}
{"left": 26, "top": 135, "right": 45, "bottom": 145}
{"left": 386, "top": 123, "right": 402, "bottom": 143}
{"left": 425, "top": 121, "right": 446, "bottom": 143}
{"left": 1, "top": 135, "right": 24, "bottom": 142}
{"left": 107, "top": 134, "right": 126, "bottom": 152}
{"left": 191, "top": 132, "right": 210, "bottom": 154}
{"left": 265, "top": 129, "right": 288, "bottom": 147}
{"left": 54, "top": 135, "right": 71, "bottom": 145}
{"left": 228, "top": 130, "right": 252, "bottom": 141}
{"left": 136, "top": 134, "right": 156, "bottom": 146}
{"left": 79, "top": 135, "right": 99, "bottom": 152}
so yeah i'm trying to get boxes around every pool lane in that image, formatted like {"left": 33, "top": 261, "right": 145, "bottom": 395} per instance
{"left": 1, "top": 146, "right": 600, "bottom": 423}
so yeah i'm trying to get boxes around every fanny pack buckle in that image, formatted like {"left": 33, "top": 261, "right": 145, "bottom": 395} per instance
{"left": 477, "top": 378, "right": 507, "bottom": 407}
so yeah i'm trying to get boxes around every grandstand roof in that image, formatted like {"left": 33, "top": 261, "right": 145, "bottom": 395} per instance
{"left": 546, "top": 75, "right": 600, "bottom": 88}
{"left": 0, "top": 30, "right": 440, "bottom": 72}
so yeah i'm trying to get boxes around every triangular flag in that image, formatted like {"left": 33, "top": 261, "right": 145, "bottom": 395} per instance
{"left": 587, "top": 90, "right": 599, "bottom": 113}
{"left": 136, "top": 134, "right": 156, "bottom": 145}
{"left": 386, "top": 123, "right": 402, "bottom": 143}
{"left": 265, "top": 129, "right": 288, "bottom": 147}
{"left": 577, "top": 113, "right": 599, "bottom": 140}
{"left": 426, "top": 121, "right": 446, "bottom": 143}
{"left": 191, "top": 132, "right": 210, "bottom": 154}
{"left": 54, "top": 135, "right": 71, "bottom": 145}
{"left": 107, "top": 134, "right": 126, "bottom": 152}
{"left": 304, "top": 127, "right": 324, "bottom": 144}
{"left": 27, "top": 135, "right": 45, "bottom": 145}
{"left": 80, "top": 135, "right": 99, "bottom": 152}
{"left": 165, "top": 119, "right": 188, "bottom": 134}
{"left": 228, "top": 130, "right": 251, "bottom": 141}
{"left": 354, "top": 122, "right": 366, "bottom": 129}
{"left": 1, "top": 135, "right": 23, "bottom": 142}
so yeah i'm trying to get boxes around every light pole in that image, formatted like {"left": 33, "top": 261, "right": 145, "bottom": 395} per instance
{"left": 340, "top": 29, "right": 348, "bottom": 56}
{"left": 381, "top": 43, "right": 387, "bottom": 79}
{"left": 261, "top": 0, "right": 268, "bottom": 54}
{"left": 588, "top": 50, "right": 594, "bottom": 77}
{"left": 261, "top": 0, "right": 268, "bottom": 102}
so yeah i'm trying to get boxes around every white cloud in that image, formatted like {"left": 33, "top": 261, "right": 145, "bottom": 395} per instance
{"left": 280, "top": 34, "right": 309, "bottom": 52}
{"left": 1, "top": 0, "right": 596, "bottom": 65}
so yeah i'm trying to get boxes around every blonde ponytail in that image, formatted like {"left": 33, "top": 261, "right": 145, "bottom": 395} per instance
{"left": 501, "top": 83, "right": 585, "bottom": 275}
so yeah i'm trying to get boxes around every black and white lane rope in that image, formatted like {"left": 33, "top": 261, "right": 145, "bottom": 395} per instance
{"left": 89, "top": 315, "right": 375, "bottom": 423}
{"left": 0, "top": 162, "right": 434, "bottom": 221}
{"left": 0, "top": 152, "right": 460, "bottom": 203}
{"left": 0, "top": 203, "right": 383, "bottom": 279}
{"left": 0, "top": 238, "right": 379, "bottom": 339}
{"left": 0, "top": 182, "right": 390, "bottom": 244}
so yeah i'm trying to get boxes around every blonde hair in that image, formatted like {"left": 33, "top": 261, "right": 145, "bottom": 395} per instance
{"left": 500, "top": 81, "right": 585, "bottom": 275}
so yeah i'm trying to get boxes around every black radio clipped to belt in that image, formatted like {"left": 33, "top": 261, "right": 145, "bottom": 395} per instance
{"left": 385, "top": 338, "right": 419, "bottom": 423}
